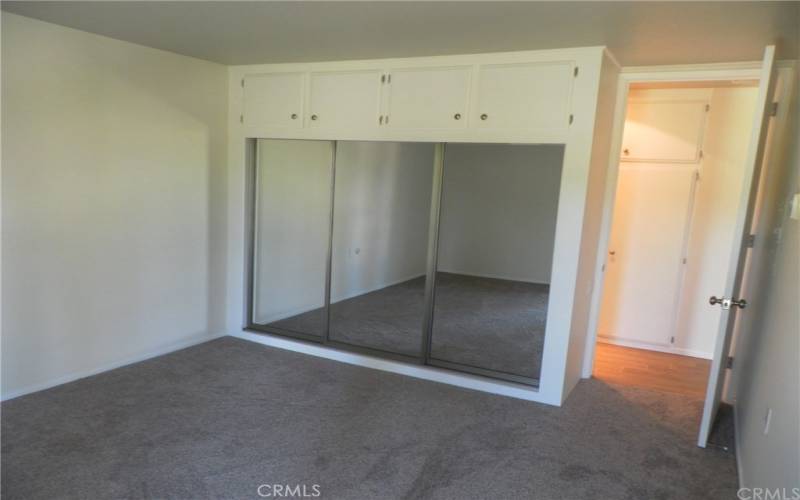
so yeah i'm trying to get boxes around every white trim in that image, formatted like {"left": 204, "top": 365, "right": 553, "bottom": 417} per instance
{"left": 232, "top": 330, "right": 559, "bottom": 405}
{"left": 0, "top": 332, "right": 227, "bottom": 402}
{"left": 596, "top": 337, "right": 712, "bottom": 360}
{"left": 434, "top": 269, "right": 550, "bottom": 286}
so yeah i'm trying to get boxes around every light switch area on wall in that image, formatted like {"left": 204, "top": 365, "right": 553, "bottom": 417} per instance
{"left": 790, "top": 192, "right": 800, "bottom": 220}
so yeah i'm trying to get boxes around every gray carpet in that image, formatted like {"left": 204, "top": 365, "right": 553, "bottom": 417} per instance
{"left": 268, "top": 272, "right": 548, "bottom": 380}
{"left": 1, "top": 337, "right": 737, "bottom": 499}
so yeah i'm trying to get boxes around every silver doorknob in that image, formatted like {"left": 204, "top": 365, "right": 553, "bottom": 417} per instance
{"left": 709, "top": 296, "right": 747, "bottom": 310}
{"left": 480, "top": 113, "right": 488, "bottom": 120}
{"left": 454, "top": 113, "right": 461, "bottom": 120}
{"left": 311, "top": 114, "right": 318, "bottom": 121}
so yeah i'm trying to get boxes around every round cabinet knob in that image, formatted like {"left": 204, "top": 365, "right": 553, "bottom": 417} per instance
{"left": 291, "top": 113, "right": 298, "bottom": 120}
{"left": 480, "top": 113, "right": 488, "bottom": 121}
{"left": 454, "top": 113, "right": 461, "bottom": 120}
{"left": 623, "top": 148, "right": 630, "bottom": 156}
{"left": 311, "top": 114, "right": 318, "bottom": 121}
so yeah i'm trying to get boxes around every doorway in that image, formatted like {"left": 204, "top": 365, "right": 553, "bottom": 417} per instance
{"left": 592, "top": 83, "right": 760, "bottom": 396}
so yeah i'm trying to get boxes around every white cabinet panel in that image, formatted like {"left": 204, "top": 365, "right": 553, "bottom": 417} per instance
{"left": 308, "top": 70, "right": 383, "bottom": 130}
{"left": 475, "top": 61, "right": 574, "bottom": 132}
{"left": 622, "top": 100, "right": 708, "bottom": 163}
{"left": 243, "top": 73, "right": 304, "bottom": 129}
{"left": 385, "top": 66, "right": 471, "bottom": 130}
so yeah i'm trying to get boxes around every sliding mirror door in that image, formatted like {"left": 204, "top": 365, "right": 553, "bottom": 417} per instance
{"left": 251, "top": 139, "right": 334, "bottom": 340}
{"left": 429, "top": 144, "right": 564, "bottom": 383}
{"left": 329, "top": 142, "right": 435, "bottom": 357}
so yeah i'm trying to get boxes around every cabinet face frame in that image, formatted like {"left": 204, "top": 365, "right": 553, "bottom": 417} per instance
{"left": 229, "top": 47, "right": 619, "bottom": 406}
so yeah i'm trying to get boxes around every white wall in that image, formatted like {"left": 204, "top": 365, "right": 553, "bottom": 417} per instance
{"left": 437, "top": 144, "right": 563, "bottom": 284}
{"left": 732, "top": 62, "right": 799, "bottom": 491}
{"left": 331, "top": 142, "right": 433, "bottom": 301}
{"left": 1, "top": 13, "right": 229, "bottom": 399}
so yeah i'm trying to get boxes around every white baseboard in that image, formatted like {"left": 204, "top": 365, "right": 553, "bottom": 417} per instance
{"left": 1, "top": 331, "right": 226, "bottom": 401}
{"left": 436, "top": 268, "right": 550, "bottom": 286}
{"left": 597, "top": 336, "right": 712, "bottom": 359}
{"left": 231, "top": 330, "right": 559, "bottom": 406}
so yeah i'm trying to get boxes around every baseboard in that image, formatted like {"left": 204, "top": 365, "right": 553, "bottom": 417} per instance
{"left": 733, "top": 401, "right": 745, "bottom": 490}
{"left": 231, "top": 330, "right": 559, "bottom": 406}
{"left": 436, "top": 268, "right": 550, "bottom": 286}
{"left": 1, "top": 331, "right": 226, "bottom": 401}
{"left": 597, "top": 336, "right": 712, "bottom": 359}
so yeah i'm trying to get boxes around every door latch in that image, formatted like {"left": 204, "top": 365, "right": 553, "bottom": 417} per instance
{"left": 709, "top": 296, "right": 747, "bottom": 310}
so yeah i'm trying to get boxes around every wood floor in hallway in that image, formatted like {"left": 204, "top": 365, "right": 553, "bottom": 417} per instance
{"left": 593, "top": 343, "right": 711, "bottom": 398}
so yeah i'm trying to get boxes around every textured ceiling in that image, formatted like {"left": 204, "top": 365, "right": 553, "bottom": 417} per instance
{"left": 2, "top": 1, "right": 798, "bottom": 66}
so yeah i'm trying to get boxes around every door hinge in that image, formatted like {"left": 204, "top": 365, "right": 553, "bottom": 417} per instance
{"left": 387, "top": 74, "right": 391, "bottom": 84}
{"left": 746, "top": 234, "right": 756, "bottom": 247}
{"left": 574, "top": 67, "right": 579, "bottom": 77}
{"left": 726, "top": 356, "right": 734, "bottom": 369}
{"left": 699, "top": 150, "right": 704, "bottom": 160}
{"left": 682, "top": 257, "right": 687, "bottom": 265}
{"left": 601, "top": 263, "right": 606, "bottom": 272}
{"left": 770, "top": 102, "right": 778, "bottom": 116}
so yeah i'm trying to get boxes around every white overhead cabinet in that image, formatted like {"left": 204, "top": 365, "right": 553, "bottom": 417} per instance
{"left": 621, "top": 97, "right": 708, "bottom": 162}
{"left": 243, "top": 72, "right": 304, "bottom": 129}
{"left": 308, "top": 69, "right": 383, "bottom": 130}
{"left": 474, "top": 61, "right": 575, "bottom": 134}
{"left": 383, "top": 66, "right": 471, "bottom": 130}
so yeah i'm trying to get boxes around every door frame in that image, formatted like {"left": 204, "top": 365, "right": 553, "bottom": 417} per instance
{"left": 581, "top": 59, "right": 795, "bottom": 443}
{"left": 582, "top": 61, "right": 789, "bottom": 378}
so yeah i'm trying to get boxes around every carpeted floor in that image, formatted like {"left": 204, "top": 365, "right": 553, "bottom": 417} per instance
{"left": 268, "top": 272, "right": 548, "bottom": 380}
{"left": 1, "top": 337, "right": 737, "bottom": 499}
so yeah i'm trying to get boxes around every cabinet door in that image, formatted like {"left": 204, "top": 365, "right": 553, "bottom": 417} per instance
{"left": 384, "top": 66, "right": 471, "bottom": 130}
{"left": 308, "top": 70, "right": 383, "bottom": 130}
{"left": 475, "top": 61, "right": 574, "bottom": 132}
{"left": 621, "top": 99, "right": 708, "bottom": 163}
{"left": 243, "top": 73, "right": 304, "bottom": 129}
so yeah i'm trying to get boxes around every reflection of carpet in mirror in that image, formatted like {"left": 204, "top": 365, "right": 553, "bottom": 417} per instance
{"left": 268, "top": 272, "right": 548, "bottom": 379}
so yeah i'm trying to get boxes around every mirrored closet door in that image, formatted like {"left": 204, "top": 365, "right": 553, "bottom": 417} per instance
{"left": 328, "top": 142, "right": 435, "bottom": 357}
{"left": 428, "top": 144, "right": 564, "bottom": 383}
{"left": 250, "top": 139, "right": 334, "bottom": 340}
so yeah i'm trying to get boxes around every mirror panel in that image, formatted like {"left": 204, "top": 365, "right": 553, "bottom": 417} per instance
{"left": 329, "top": 141, "right": 435, "bottom": 356}
{"left": 251, "top": 139, "right": 333, "bottom": 339}
{"left": 429, "top": 144, "right": 564, "bottom": 381}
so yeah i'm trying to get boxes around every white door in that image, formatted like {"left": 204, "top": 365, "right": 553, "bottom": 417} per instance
{"left": 598, "top": 166, "right": 697, "bottom": 348}
{"left": 243, "top": 72, "right": 305, "bottom": 129}
{"left": 474, "top": 61, "right": 574, "bottom": 132}
{"left": 698, "top": 46, "right": 778, "bottom": 447}
{"left": 384, "top": 66, "right": 471, "bottom": 130}
{"left": 308, "top": 70, "right": 383, "bottom": 130}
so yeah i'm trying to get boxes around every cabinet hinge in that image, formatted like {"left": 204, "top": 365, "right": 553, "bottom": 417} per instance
{"left": 770, "top": 102, "right": 778, "bottom": 116}
{"left": 670, "top": 336, "right": 675, "bottom": 344}
{"left": 699, "top": 150, "right": 704, "bottom": 160}
{"left": 379, "top": 115, "right": 383, "bottom": 125}
{"left": 682, "top": 257, "right": 687, "bottom": 264}
{"left": 381, "top": 74, "right": 385, "bottom": 84}
{"left": 705, "top": 104, "right": 710, "bottom": 112}
{"left": 726, "top": 356, "right": 734, "bottom": 369}
{"left": 569, "top": 114, "right": 574, "bottom": 125}
{"left": 241, "top": 78, "right": 244, "bottom": 88}
{"left": 387, "top": 74, "right": 391, "bottom": 84}
{"left": 240, "top": 114, "right": 243, "bottom": 124}
{"left": 574, "top": 67, "right": 579, "bottom": 77}
{"left": 746, "top": 234, "right": 756, "bottom": 248}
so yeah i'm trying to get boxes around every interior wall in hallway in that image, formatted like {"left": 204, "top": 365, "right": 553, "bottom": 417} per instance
{"left": 1, "top": 13, "right": 229, "bottom": 399}
{"left": 436, "top": 144, "right": 563, "bottom": 284}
